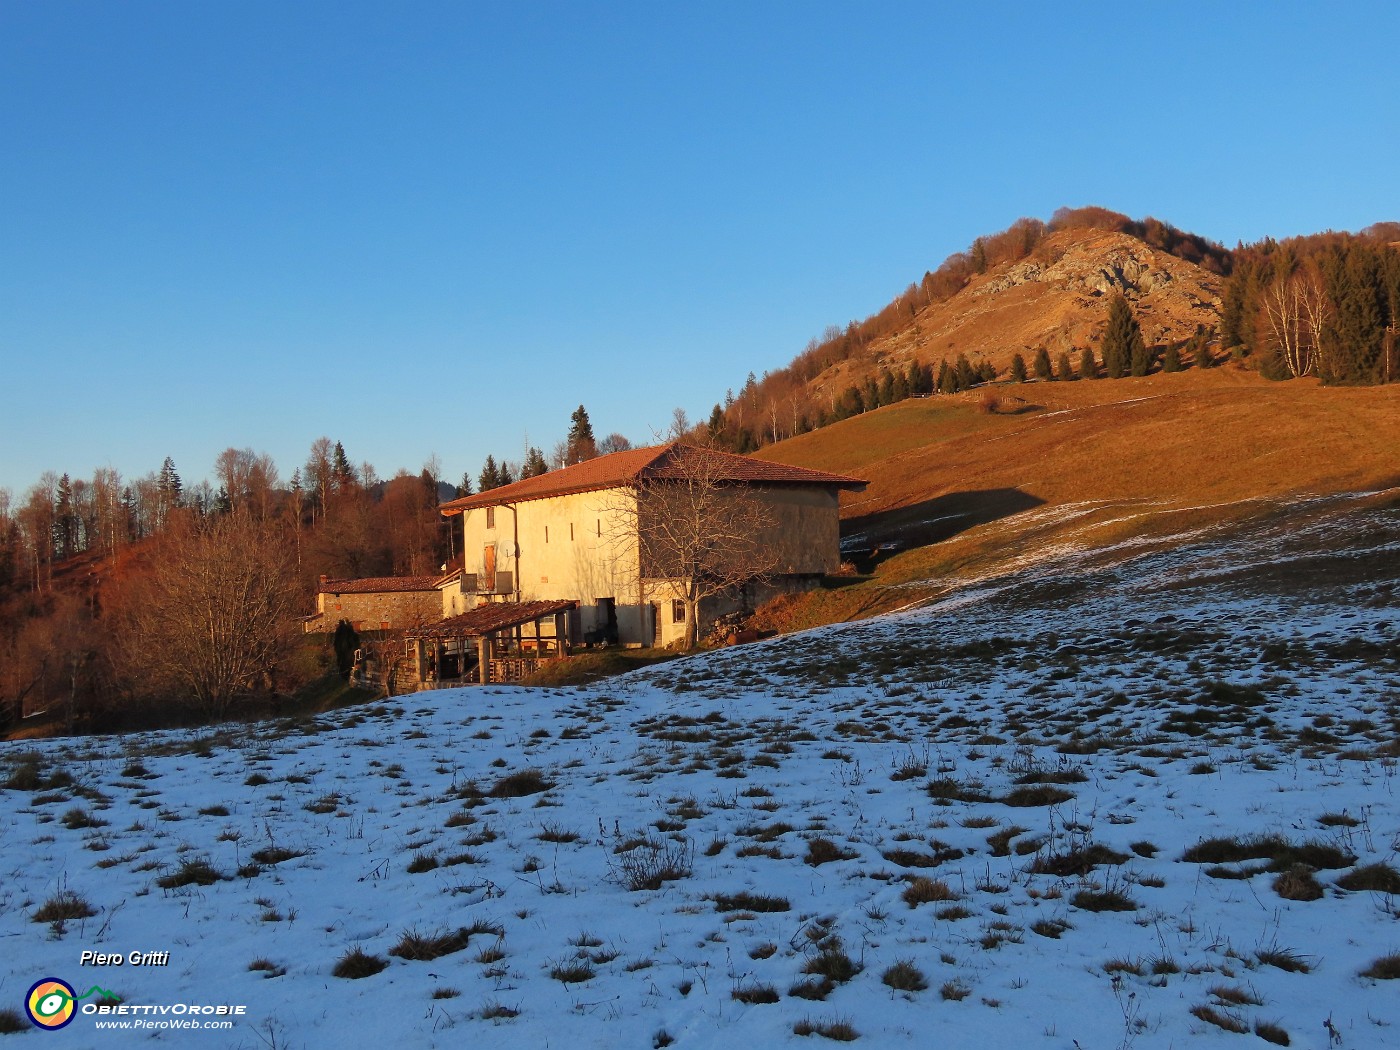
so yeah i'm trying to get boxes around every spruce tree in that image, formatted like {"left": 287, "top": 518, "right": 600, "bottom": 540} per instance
{"left": 332, "top": 442, "right": 355, "bottom": 490}
{"left": 1033, "top": 347, "right": 1053, "bottom": 381}
{"left": 955, "top": 353, "right": 974, "bottom": 390}
{"left": 1079, "top": 347, "right": 1099, "bottom": 379}
{"left": 478, "top": 455, "right": 501, "bottom": 492}
{"left": 1100, "top": 295, "right": 1144, "bottom": 379}
{"left": 566, "top": 406, "right": 597, "bottom": 464}
{"left": 521, "top": 446, "right": 549, "bottom": 478}
{"left": 1192, "top": 328, "right": 1213, "bottom": 369}
{"left": 1056, "top": 351, "right": 1076, "bottom": 381}
{"left": 936, "top": 360, "right": 953, "bottom": 393}
{"left": 1162, "top": 341, "right": 1182, "bottom": 373}
{"left": 878, "top": 370, "right": 896, "bottom": 406}
{"left": 1011, "top": 353, "right": 1028, "bottom": 383}
{"left": 456, "top": 472, "right": 474, "bottom": 498}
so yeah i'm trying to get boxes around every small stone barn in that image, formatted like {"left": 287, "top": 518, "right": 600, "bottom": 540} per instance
{"left": 301, "top": 574, "right": 443, "bottom": 634}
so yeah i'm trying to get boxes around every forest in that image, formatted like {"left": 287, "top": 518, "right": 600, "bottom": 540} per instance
{"left": 0, "top": 405, "right": 630, "bottom": 735}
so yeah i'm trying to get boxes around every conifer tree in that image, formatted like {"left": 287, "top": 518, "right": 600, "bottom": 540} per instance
{"left": 1100, "top": 295, "right": 1144, "bottom": 379}
{"left": 1079, "top": 346, "right": 1099, "bottom": 379}
{"left": 478, "top": 455, "right": 501, "bottom": 493}
{"left": 978, "top": 361, "right": 997, "bottom": 383}
{"left": 521, "top": 446, "right": 549, "bottom": 478}
{"left": 456, "top": 472, "right": 474, "bottom": 499}
{"left": 955, "top": 353, "right": 974, "bottom": 390}
{"left": 878, "top": 370, "right": 896, "bottom": 407}
{"left": 332, "top": 441, "right": 355, "bottom": 491}
{"left": 1056, "top": 351, "right": 1076, "bottom": 381}
{"left": 1011, "top": 353, "right": 1027, "bottom": 383}
{"left": 936, "top": 359, "right": 953, "bottom": 393}
{"left": 1162, "top": 341, "right": 1182, "bottom": 373}
{"left": 1192, "top": 327, "right": 1213, "bottom": 369}
{"left": 1033, "top": 347, "right": 1053, "bottom": 381}
{"left": 565, "top": 406, "right": 597, "bottom": 464}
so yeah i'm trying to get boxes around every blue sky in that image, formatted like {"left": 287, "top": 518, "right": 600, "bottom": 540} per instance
{"left": 2, "top": 2, "right": 1397, "bottom": 495}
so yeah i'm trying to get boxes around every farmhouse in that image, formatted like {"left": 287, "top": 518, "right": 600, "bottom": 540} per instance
{"left": 428, "top": 443, "right": 864, "bottom": 668}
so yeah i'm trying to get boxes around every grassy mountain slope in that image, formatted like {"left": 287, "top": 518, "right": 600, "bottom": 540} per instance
{"left": 754, "top": 368, "right": 1400, "bottom": 631}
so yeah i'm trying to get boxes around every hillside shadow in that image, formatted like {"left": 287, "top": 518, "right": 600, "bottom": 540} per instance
{"left": 841, "top": 488, "right": 1045, "bottom": 572}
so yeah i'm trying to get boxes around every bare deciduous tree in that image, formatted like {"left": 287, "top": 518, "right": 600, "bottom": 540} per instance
{"left": 605, "top": 445, "right": 778, "bottom": 649}
{"left": 115, "top": 513, "right": 298, "bottom": 718}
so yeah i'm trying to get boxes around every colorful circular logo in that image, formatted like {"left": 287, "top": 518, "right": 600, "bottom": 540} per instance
{"left": 26, "top": 978, "right": 77, "bottom": 1030}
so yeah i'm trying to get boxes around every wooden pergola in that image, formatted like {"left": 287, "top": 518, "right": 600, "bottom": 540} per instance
{"left": 404, "top": 599, "right": 577, "bottom": 686}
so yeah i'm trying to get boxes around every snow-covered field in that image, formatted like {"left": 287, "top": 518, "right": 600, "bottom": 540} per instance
{"left": 3, "top": 500, "right": 1398, "bottom": 1049}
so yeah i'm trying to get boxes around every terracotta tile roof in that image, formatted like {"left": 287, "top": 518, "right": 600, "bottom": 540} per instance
{"left": 405, "top": 599, "right": 578, "bottom": 639}
{"left": 318, "top": 575, "right": 440, "bottom": 595}
{"left": 440, "top": 443, "right": 866, "bottom": 515}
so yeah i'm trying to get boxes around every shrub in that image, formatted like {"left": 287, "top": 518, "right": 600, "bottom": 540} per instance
{"left": 332, "top": 946, "right": 387, "bottom": 979}
{"left": 881, "top": 959, "right": 927, "bottom": 991}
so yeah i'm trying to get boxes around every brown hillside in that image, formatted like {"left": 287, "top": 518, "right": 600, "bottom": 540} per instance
{"left": 815, "top": 227, "right": 1221, "bottom": 399}
{"left": 753, "top": 368, "right": 1399, "bottom": 630}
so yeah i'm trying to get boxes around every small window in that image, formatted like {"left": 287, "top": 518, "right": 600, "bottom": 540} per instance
{"left": 570, "top": 522, "right": 575, "bottom": 541}
{"left": 672, "top": 599, "right": 686, "bottom": 623}
{"left": 596, "top": 519, "right": 601, "bottom": 537}
{"left": 545, "top": 525, "right": 549, "bottom": 543}
{"left": 485, "top": 507, "right": 495, "bottom": 529}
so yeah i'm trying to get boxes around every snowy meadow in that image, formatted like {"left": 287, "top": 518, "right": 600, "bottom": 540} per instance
{"left": 3, "top": 500, "right": 1398, "bottom": 1049}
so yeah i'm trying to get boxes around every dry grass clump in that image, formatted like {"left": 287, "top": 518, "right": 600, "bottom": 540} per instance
{"left": 1001, "top": 784, "right": 1075, "bottom": 807}
{"left": 1272, "top": 865, "right": 1323, "bottom": 901}
{"left": 0, "top": 1008, "right": 27, "bottom": 1034}
{"left": 332, "top": 946, "right": 387, "bottom": 979}
{"left": 1028, "top": 842, "right": 1130, "bottom": 877}
{"left": 1181, "top": 834, "right": 1354, "bottom": 871}
{"left": 478, "top": 999, "right": 521, "bottom": 1019}
{"left": 389, "top": 926, "right": 472, "bottom": 961}
{"left": 548, "top": 958, "right": 596, "bottom": 983}
{"left": 881, "top": 959, "right": 927, "bottom": 992}
{"left": 805, "top": 837, "right": 859, "bottom": 866}
{"left": 489, "top": 768, "right": 553, "bottom": 798}
{"left": 617, "top": 839, "right": 693, "bottom": 891}
{"left": 1336, "top": 862, "right": 1400, "bottom": 894}
{"left": 713, "top": 891, "right": 790, "bottom": 913}
{"left": 157, "top": 857, "right": 226, "bottom": 889}
{"left": 1190, "top": 1003, "right": 1249, "bottom": 1034}
{"left": 1255, "top": 945, "right": 1310, "bottom": 973}
{"left": 1253, "top": 1019, "right": 1291, "bottom": 1046}
{"left": 731, "top": 982, "right": 780, "bottom": 1004}
{"left": 1360, "top": 953, "right": 1400, "bottom": 980}
{"left": 33, "top": 889, "right": 97, "bottom": 923}
{"left": 802, "top": 945, "right": 861, "bottom": 985}
{"left": 250, "top": 846, "right": 306, "bottom": 866}
{"left": 792, "top": 1016, "right": 858, "bottom": 1041}
{"left": 940, "top": 979, "right": 971, "bottom": 1001}
{"left": 1070, "top": 886, "right": 1137, "bottom": 912}
{"left": 902, "top": 876, "right": 957, "bottom": 907}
